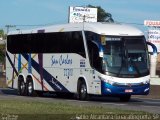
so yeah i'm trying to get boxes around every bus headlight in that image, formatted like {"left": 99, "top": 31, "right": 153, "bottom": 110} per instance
{"left": 99, "top": 76, "right": 115, "bottom": 85}
{"left": 107, "top": 80, "right": 115, "bottom": 85}
{"left": 143, "top": 79, "right": 150, "bottom": 84}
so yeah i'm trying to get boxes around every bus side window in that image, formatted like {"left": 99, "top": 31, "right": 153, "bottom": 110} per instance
{"left": 71, "top": 32, "right": 86, "bottom": 58}
{"left": 85, "top": 31, "right": 102, "bottom": 72}
{"left": 87, "top": 40, "right": 102, "bottom": 72}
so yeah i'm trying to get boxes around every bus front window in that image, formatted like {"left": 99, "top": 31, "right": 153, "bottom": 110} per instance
{"left": 102, "top": 36, "right": 149, "bottom": 78}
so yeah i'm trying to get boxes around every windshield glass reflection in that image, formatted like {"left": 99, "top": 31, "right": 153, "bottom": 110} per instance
{"left": 102, "top": 36, "right": 149, "bottom": 77}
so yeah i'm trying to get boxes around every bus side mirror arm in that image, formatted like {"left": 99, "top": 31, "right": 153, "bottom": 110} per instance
{"left": 147, "top": 42, "right": 159, "bottom": 77}
{"left": 147, "top": 41, "right": 158, "bottom": 56}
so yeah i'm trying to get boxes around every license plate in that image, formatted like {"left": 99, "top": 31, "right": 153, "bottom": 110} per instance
{"left": 125, "top": 89, "right": 133, "bottom": 93}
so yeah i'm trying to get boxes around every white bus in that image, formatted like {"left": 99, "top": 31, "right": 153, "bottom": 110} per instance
{"left": 6, "top": 22, "right": 150, "bottom": 101}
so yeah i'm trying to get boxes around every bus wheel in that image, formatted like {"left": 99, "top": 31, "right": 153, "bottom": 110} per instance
{"left": 18, "top": 77, "right": 26, "bottom": 96}
{"left": 26, "top": 77, "right": 34, "bottom": 96}
{"left": 120, "top": 95, "right": 131, "bottom": 102}
{"left": 78, "top": 81, "right": 88, "bottom": 100}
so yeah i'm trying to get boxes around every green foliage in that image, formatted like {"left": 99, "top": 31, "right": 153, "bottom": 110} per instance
{"left": 0, "top": 29, "right": 4, "bottom": 34}
{"left": 87, "top": 5, "right": 114, "bottom": 22}
{"left": 0, "top": 29, "right": 4, "bottom": 38}
{"left": 0, "top": 44, "right": 5, "bottom": 63}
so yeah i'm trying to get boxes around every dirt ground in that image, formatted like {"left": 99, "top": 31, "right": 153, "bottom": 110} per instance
{"left": 156, "top": 54, "right": 160, "bottom": 75}
{"left": 0, "top": 74, "right": 6, "bottom": 88}
{"left": 156, "top": 62, "right": 160, "bottom": 75}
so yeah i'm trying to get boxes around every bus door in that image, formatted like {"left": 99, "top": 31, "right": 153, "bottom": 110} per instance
{"left": 87, "top": 40, "right": 102, "bottom": 95}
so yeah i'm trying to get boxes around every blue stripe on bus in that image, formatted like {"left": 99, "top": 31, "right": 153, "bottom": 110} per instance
{"left": 6, "top": 52, "right": 18, "bottom": 76}
{"left": 28, "top": 54, "right": 32, "bottom": 73}
{"left": 38, "top": 54, "right": 44, "bottom": 91}
{"left": 18, "top": 54, "right": 21, "bottom": 72}
{"left": 22, "top": 54, "right": 69, "bottom": 92}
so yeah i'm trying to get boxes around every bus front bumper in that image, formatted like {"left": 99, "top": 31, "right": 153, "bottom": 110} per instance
{"left": 101, "top": 81, "right": 150, "bottom": 96}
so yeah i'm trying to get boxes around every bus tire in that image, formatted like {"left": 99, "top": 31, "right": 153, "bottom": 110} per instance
{"left": 18, "top": 77, "right": 26, "bottom": 96}
{"left": 78, "top": 81, "right": 88, "bottom": 100}
{"left": 26, "top": 77, "right": 35, "bottom": 96}
{"left": 120, "top": 95, "right": 131, "bottom": 102}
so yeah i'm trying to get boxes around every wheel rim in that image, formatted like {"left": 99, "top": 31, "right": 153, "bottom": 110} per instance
{"left": 80, "top": 84, "right": 87, "bottom": 99}
{"left": 28, "top": 82, "right": 33, "bottom": 95}
{"left": 20, "top": 81, "right": 25, "bottom": 93}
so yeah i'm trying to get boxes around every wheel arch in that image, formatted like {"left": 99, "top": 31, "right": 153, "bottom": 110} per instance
{"left": 18, "top": 73, "right": 26, "bottom": 83}
{"left": 77, "top": 76, "right": 88, "bottom": 93}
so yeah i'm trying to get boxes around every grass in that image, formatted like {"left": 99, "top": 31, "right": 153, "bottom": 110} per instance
{"left": 0, "top": 99, "right": 151, "bottom": 120}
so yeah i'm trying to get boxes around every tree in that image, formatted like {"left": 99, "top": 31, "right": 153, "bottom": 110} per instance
{"left": 0, "top": 44, "right": 5, "bottom": 63}
{"left": 87, "top": 5, "right": 114, "bottom": 22}
{"left": 0, "top": 29, "right": 4, "bottom": 39}
{"left": 0, "top": 29, "right": 5, "bottom": 64}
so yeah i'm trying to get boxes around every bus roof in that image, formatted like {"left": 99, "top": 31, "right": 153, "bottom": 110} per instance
{"left": 8, "top": 22, "right": 144, "bottom": 36}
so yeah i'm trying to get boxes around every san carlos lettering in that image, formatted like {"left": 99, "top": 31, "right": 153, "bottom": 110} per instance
{"left": 51, "top": 55, "right": 72, "bottom": 66}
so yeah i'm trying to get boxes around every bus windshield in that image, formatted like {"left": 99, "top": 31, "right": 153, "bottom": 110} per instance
{"left": 102, "top": 36, "right": 149, "bottom": 77}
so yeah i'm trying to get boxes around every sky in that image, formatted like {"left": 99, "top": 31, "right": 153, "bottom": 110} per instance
{"left": 0, "top": 0, "right": 160, "bottom": 33}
